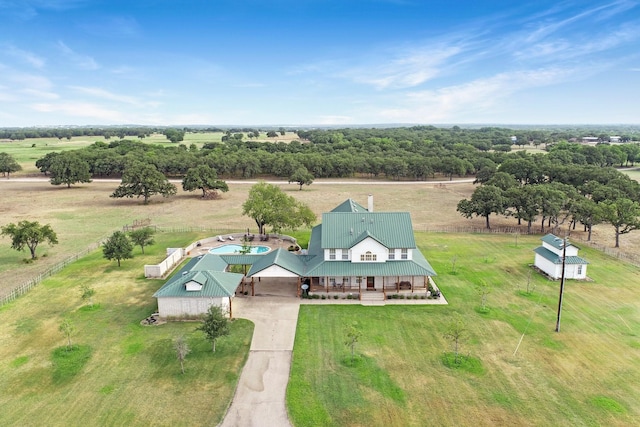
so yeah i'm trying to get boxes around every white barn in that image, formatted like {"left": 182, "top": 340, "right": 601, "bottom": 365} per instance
{"left": 533, "top": 234, "right": 589, "bottom": 280}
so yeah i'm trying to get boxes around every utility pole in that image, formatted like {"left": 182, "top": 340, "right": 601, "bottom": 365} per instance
{"left": 555, "top": 236, "right": 567, "bottom": 332}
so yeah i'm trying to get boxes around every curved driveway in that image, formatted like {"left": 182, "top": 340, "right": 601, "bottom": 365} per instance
{"left": 219, "top": 296, "right": 300, "bottom": 427}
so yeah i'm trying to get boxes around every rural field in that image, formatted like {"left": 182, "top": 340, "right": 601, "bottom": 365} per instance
{"left": 0, "top": 230, "right": 638, "bottom": 426}
{"left": 0, "top": 231, "right": 253, "bottom": 426}
{"left": 1, "top": 134, "right": 639, "bottom": 426}
{"left": 288, "top": 233, "right": 640, "bottom": 426}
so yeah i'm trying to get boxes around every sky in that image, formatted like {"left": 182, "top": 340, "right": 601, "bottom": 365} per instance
{"left": 1, "top": 0, "right": 640, "bottom": 127}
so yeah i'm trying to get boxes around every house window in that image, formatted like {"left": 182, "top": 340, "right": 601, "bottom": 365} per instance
{"left": 360, "top": 251, "right": 376, "bottom": 261}
{"left": 342, "top": 250, "right": 348, "bottom": 260}
{"left": 329, "top": 249, "right": 336, "bottom": 260}
{"left": 577, "top": 265, "right": 582, "bottom": 275}
{"left": 389, "top": 250, "right": 395, "bottom": 260}
{"left": 401, "top": 249, "right": 408, "bottom": 260}
{"left": 356, "top": 276, "right": 362, "bottom": 284}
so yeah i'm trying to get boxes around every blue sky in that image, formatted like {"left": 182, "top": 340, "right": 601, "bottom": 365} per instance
{"left": 1, "top": 0, "right": 639, "bottom": 126}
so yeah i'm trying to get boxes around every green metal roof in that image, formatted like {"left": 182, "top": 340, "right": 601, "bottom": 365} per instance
{"left": 534, "top": 246, "right": 589, "bottom": 265}
{"left": 247, "top": 248, "right": 308, "bottom": 276}
{"left": 330, "top": 198, "right": 369, "bottom": 213}
{"left": 153, "top": 270, "right": 243, "bottom": 298}
{"left": 541, "top": 234, "right": 579, "bottom": 251}
{"left": 189, "top": 254, "right": 229, "bottom": 272}
{"left": 320, "top": 212, "right": 416, "bottom": 249}
{"left": 305, "top": 254, "right": 436, "bottom": 277}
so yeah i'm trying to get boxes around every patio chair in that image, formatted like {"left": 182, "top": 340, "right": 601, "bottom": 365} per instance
{"left": 228, "top": 235, "right": 235, "bottom": 241}
{"left": 217, "top": 236, "right": 225, "bottom": 242}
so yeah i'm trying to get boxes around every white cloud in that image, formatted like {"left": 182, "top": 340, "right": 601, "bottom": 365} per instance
{"left": 22, "top": 88, "right": 59, "bottom": 99}
{"left": 3, "top": 44, "right": 45, "bottom": 68}
{"left": 57, "top": 41, "right": 99, "bottom": 70}
{"left": 344, "top": 45, "right": 463, "bottom": 90}
{"left": 9, "top": 73, "right": 53, "bottom": 90}
{"left": 377, "top": 67, "right": 578, "bottom": 122}
{"left": 315, "top": 115, "right": 354, "bottom": 125}
{"left": 31, "top": 102, "right": 128, "bottom": 123}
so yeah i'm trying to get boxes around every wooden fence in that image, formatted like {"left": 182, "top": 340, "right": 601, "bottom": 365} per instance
{"left": 0, "top": 242, "right": 101, "bottom": 307}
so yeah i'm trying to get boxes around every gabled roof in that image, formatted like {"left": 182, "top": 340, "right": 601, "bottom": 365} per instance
{"left": 153, "top": 270, "right": 243, "bottom": 298}
{"left": 330, "top": 198, "right": 369, "bottom": 213}
{"left": 247, "top": 248, "right": 308, "bottom": 276}
{"left": 534, "top": 247, "right": 589, "bottom": 265}
{"left": 541, "top": 234, "right": 579, "bottom": 251}
{"left": 320, "top": 212, "right": 416, "bottom": 249}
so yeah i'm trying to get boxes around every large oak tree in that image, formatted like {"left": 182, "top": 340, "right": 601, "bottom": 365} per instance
{"left": 1, "top": 220, "right": 58, "bottom": 259}
{"left": 111, "top": 161, "right": 177, "bottom": 204}
{"left": 242, "top": 182, "right": 315, "bottom": 235}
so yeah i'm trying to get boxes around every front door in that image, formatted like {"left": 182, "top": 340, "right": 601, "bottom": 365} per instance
{"left": 366, "top": 276, "right": 375, "bottom": 290}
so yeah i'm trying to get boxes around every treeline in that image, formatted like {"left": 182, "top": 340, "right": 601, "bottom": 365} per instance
{"left": 30, "top": 127, "right": 639, "bottom": 181}
{"left": 457, "top": 143, "right": 640, "bottom": 247}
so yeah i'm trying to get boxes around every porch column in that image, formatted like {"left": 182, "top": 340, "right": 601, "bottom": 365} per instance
{"left": 251, "top": 277, "right": 255, "bottom": 296}
{"left": 296, "top": 277, "right": 301, "bottom": 297}
{"left": 411, "top": 277, "right": 414, "bottom": 293}
{"left": 228, "top": 296, "right": 233, "bottom": 319}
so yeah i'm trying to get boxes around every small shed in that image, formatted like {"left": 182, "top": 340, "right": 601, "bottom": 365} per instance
{"left": 533, "top": 234, "right": 589, "bottom": 280}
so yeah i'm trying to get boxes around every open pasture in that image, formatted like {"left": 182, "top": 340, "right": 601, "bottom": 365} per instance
{"left": 1, "top": 178, "right": 638, "bottom": 300}
{"left": 288, "top": 233, "right": 640, "bottom": 426}
{"left": 0, "top": 232, "right": 253, "bottom": 426}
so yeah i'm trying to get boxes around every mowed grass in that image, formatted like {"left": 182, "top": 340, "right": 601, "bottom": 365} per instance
{"left": 287, "top": 233, "right": 640, "bottom": 427}
{"left": 0, "top": 232, "right": 253, "bottom": 427}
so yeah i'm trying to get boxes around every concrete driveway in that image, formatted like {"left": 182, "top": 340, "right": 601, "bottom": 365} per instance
{"left": 219, "top": 296, "right": 300, "bottom": 427}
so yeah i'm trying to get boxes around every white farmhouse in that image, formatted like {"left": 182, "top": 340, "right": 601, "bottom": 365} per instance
{"left": 533, "top": 234, "right": 589, "bottom": 280}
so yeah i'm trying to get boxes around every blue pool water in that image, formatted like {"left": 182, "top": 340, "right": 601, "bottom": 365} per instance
{"left": 209, "top": 244, "right": 271, "bottom": 255}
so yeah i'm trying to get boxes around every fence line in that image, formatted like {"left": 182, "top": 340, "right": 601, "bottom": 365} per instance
{"left": 2, "top": 225, "right": 638, "bottom": 307}
{"left": 0, "top": 242, "right": 102, "bottom": 307}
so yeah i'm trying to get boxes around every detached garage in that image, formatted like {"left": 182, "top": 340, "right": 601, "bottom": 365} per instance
{"left": 153, "top": 256, "right": 243, "bottom": 319}
{"left": 534, "top": 234, "right": 589, "bottom": 280}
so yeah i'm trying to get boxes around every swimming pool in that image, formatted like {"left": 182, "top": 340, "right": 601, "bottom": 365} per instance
{"left": 209, "top": 244, "right": 271, "bottom": 255}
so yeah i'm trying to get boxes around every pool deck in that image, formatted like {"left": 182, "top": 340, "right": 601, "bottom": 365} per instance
{"left": 191, "top": 235, "right": 297, "bottom": 257}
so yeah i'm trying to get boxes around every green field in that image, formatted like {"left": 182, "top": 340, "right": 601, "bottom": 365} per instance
{"left": 287, "top": 233, "right": 640, "bottom": 426}
{"left": 0, "top": 131, "right": 288, "bottom": 173}
{"left": 621, "top": 167, "right": 640, "bottom": 183}
{"left": 0, "top": 232, "right": 253, "bottom": 426}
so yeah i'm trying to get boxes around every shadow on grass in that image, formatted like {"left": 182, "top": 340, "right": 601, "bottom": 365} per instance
{"left": 51, "top": 344, "right": 92, "bottom": 384}
{"left": 340, "top": 354, "right": 406, "bottom": 404}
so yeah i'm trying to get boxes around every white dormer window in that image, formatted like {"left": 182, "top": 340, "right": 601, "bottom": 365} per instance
{"left": 329, "top": 249, "right": 336, "bottom": 260}
{"left": 389, "top": 250, "right": 395, "bottom": 260}
{"left": 342, "top": 250, "right": 348, "bottom": 260}
{"left": 401, "top": 249, "right": 408, "bottom": 260}
{"left": 360, "top": 251, "right": 376, "bottom": 261}
{"left": 185, "top": 281, "right": 203, "bottom": 291}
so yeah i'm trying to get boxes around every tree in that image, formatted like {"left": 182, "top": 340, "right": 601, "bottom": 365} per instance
{"left": 242, "top": 182, "right": 316, "bottom": 234}
{"left": 111, "top": 161, "right": 177, "bottom": 205}
{"left": 174, "top": 335, "right": 191, "bottom": 374}
{"left": 80, "top": 284, "right": 96, "bottom": 307}
{"left": 49, "top": 152, "right": 92, "bottom": 188}
{"left": 457, "top": 185, "right": 506, "bottom": 229}
{"left": 128, "top": 227, "right": 155, "bottom": 254}
{"left": 266, "top": 130, "right": 278, "bottom": 138}
{"left": 196, "top": 305, "right": 230, "bottom": 352}
{"left": 163, "top": 128, "right": 185, "bottom": 143}
{"left": 182, "top": 164, "right": 229, "bottom": 198}
{"left": 600, "top": 198, "right": 640, "bottom": 248}
{"left": 443, "top": 314, "right": 466, "bottom": 365}
{"left": 102, "top": 231, "right": 133, "bottom": 266}
{"left": 0, "top": 152, "right": 22, "bottom": 177}
{"left": 59, "top": 319, "right": 75, "bottom": 351}
{"left": 288, "top": 166, "right": 314, "bottom": 190}
{"left": 0, "top": 220, "right": 58, "bottom": 259}
{"left": 344, "top": 322, "right": 362, "bottom": 364}
{"left": 475, "top": 280, "right": 491, "bottom": 313}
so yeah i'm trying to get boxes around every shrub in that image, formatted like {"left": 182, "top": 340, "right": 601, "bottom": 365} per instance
{"left": 321, "top": 295, "right": 326, "bottom": 300}
{"left": 333, "top": 295, "right": 339, "bottom": 299}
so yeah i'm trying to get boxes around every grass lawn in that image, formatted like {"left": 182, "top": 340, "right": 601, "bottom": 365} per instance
{"left": 0, "top": 232, "right": 253, "bottom": 426}
{"left": 287, "top": 233, "right": 640, "bottom": 426}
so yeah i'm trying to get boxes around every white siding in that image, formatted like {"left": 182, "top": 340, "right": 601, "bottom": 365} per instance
{"left": 351, "top": 238, "right": 388, "bottom": 263}
{"left": 157, "top": 297, "right": 229, "bottom": 318}
{"left": 253, "top": 264, "right": 299, "bottom": 277}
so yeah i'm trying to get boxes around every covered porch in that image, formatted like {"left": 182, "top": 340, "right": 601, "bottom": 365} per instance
{"left": 307, "top": 275, "right": 434, "bottom": 298}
